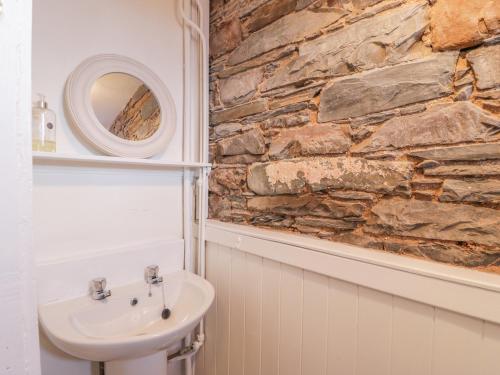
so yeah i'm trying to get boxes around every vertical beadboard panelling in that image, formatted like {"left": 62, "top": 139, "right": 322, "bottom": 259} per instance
{"left": 228, "top": 249, "right": 246, "bottom": 375}
{"left": 302, "top": 271, "right": 329, "bottom": 375}
{"left": 356, "top": 287, "right": 393, "bottom": 375}
{"left": 261, "top": 258, "right": 281, "bottom": 375}
{"left": 278, "top": 264, "right": 304, "bottom": 375}
{"left": 261, "top": 259, "right": 280, "bottom": 375}
{"left": 327, "top": 279, "right": 358, "bottom": 375}
{"left": 432, "top": 309, "right": 483, "bottom": 375}
{"left": 215, "top": 245, "right": 231, "bottom": 375}
{"left": 391, "top": 297, "right": 434, "bottom": 375}
{"left": 481, "top": 322, "right": 500, "bottom": 375}
{"left": 244, "top": 254, "right": 263, "bottom": 375}
{"left": 203, "top": 242, "right": 218, "bottom": 375}
{"left": 202, "top": 239, "right": 500, "bottom": 375}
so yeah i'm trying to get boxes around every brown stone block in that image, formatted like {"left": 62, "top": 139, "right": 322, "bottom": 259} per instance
{"left": 430, "top": 0, "right": 500, "bottom": 51}
{"left": 440, "top": 179, "right": 500, "bottom": 204}
{"left": 209, "top": 168, "right": 247, "bottom": 195}
{"left": 211, "top": 99, "right": 268, "bottom": 125}
{"left": 218, "top": 128, "right": 266, "bottom": 156}
{"left": 243, "top": 0, "right": 297, "bottom": 34}
{"left": 295, "top": 216, "right": 358, "bottom": 230}
{"left": 247, "top": 194, "right": 367, "bottom": 219}
{"left": 423, "top": 164, "right": 500, "bottom": 177}
{"left": 408, "top": 143, "right": 500, "bottom": 162}
{"left": 268, "top": 124, "right": 351, "bottom": 159}
{"left": 247, "top": 157, "right": 413, "bottom": 195}
{"left": 210, "top": 17, "right": 242, "bottom": 59}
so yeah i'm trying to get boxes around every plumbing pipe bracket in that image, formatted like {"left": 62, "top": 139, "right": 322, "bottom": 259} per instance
{"left": 168, "top": 336, "right": 205, "bottom": 362}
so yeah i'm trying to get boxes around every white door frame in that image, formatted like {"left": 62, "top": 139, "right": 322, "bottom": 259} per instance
{"left": 0, "top": 0, "right": 41, "bottom": 373}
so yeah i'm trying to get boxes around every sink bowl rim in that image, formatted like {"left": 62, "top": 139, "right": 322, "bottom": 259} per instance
{"left": 38, "top": 270, "right": 214, "bottom": 356}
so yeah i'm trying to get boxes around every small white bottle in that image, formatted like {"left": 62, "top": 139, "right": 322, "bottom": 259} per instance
{"left": 32, "top": 94, "right": 56, "bottom": 152}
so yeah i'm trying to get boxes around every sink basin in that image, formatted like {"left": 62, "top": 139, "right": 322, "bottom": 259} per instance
{"left": 39, "top": 271, "right": 214, "bottom": 363}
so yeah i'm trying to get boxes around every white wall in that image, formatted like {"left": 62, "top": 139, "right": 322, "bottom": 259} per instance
{"left": 31, "top": 0, "right": 209, "bottom": 374}
{"left": 0, "top": 0, "right": 41, "bottom": 373}
{"left": 198, "top": 222, "right": 500, "bottom": 375}
{"left": 32, "top": 0, "right": 184, "bottom": 159}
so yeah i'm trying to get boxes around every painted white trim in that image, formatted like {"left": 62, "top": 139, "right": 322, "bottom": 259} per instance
{"left": 205, "top": 220, "right": 500, "bottom": 324}
{"left": 65, "top": 54, "right": 177, "bottom": 158}
{"left": 33, "top": 151, "right": 211, "bottom": 169}
{"left": 1, "top": 0, "right": 41, "bottom": 372}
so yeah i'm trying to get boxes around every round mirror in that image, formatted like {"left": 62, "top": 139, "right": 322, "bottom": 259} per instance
{"left": 65, "top": 54, "right": 176, "bottom": 158}
{"left": 90, "top": 73, "right": 161, "bottom": 141}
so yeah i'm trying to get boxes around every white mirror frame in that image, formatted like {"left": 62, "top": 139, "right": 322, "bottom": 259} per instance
{"left": 65, "top": 54, "right": 176, "bottom": 158}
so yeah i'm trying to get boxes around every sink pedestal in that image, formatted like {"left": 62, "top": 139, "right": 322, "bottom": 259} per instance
{"left": 105, "top": 351, "right": 168, "bottom": 375}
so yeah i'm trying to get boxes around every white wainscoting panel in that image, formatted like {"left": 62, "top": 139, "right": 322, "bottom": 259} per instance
{"left": 195, "top": 222, "right": 500, "bottom": 375}
{"left": 327, "top": 278, "right": 358, "bottom": 375}
{"left": 391, "top": 297, "right": 433, "bottom": 375}
{"left": 244, "top": 253, "right": 263, "bottom": 375}
{"left": 261, "top": 258, "right": 280, "bottom": 375}
{"left": 302, "top": 270, "right": 328, "bottom": 375}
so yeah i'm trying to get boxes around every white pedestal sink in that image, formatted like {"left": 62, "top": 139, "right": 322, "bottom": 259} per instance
{"left": 39, "top": 271, "right": 214, "bottom": 375}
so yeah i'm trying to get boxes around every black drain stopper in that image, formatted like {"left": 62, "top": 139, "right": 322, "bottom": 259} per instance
{"left": 162, "top": 308, "right": 171, "bottom": 320}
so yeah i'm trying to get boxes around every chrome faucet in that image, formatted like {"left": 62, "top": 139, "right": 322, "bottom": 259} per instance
{"left": 145, "top": 265, "right": 163, "bottom": 285}
{"left": 90, "top": 277, "right": 112, "bottom": 300}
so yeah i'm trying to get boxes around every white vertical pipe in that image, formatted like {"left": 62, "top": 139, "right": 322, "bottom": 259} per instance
{"left": 192, "top": 3, "right": 209, "bottom": 371}
{"left": 179, "top": 0, "right": 209, "bottom": 163}
{"left": 181, "top": 0, "right": 193, "bottom": 274}
{"left": 178, "top": 0, "right": 209, "bottom": 374}
{"left": 179, "top": 1, "right": 194, "bottom": 375}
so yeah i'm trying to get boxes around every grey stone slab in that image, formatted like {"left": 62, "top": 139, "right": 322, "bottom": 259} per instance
{"left": 367, "top": 198, "right": 500, "bottom": 247}
{"left": 228, "top": 8, "right": 346, "bottom": 65}
{"left": 318, "top": 52, "right": 457, "bottom": 122}
{"left": 353, "top": 102, "right": 500, "bottom": 153}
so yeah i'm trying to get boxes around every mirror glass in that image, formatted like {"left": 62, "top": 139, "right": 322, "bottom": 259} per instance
{"left": 90, "top": 73, "right": 161, "bottom": 141}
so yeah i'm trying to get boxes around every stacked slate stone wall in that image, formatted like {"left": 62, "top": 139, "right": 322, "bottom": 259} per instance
{"left": 208, "top": 0, "right": 500, "bottom": 273}
{"left": 110, "top": 85, "right": 160, "bottom": 141}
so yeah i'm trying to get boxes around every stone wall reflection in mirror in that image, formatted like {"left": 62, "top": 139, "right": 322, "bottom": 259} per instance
{"left": 90, "top": 73, "right": 161, "bottom": 141}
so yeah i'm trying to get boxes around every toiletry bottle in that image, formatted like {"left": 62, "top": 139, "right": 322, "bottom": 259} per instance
{"left": 32, "top": 94, "right": 56, "bottom": 152}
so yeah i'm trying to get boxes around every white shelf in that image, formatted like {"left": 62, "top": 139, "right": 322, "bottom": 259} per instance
{"left": 32, "top": 152, "right": 211, "bottom": 169}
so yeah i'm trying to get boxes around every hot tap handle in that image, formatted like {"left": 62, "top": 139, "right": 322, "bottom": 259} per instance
{"left": 145, "top": 265, "right": 161, "bottom": 283}
{"left": 91, "top": 277, "right": 106, "bottom": 292}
